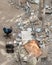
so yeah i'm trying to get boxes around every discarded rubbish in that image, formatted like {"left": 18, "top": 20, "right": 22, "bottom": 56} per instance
{"left": 24, "top": 40, "right": 42, "bottom": 57}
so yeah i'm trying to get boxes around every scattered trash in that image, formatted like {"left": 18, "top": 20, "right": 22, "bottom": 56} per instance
{"left": 36, "top": 28, "right": 41, "bottom": 33}
{"left": 24, "top": 40, "right": 42, "bottom": 57}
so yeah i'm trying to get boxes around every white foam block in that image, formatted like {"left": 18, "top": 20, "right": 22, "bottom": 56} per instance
{"left": 21, "top": 31, "right": 32, "bottom": 44}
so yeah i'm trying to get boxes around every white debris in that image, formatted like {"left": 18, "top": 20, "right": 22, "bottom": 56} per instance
{"left": 20, "top": 54, "right": 25, "bottom": 58}
{"left": 35, "top": 0, "right": 39, "bottom": 4}
{"left": 36, "top": 38, "right": 41, "bottom": 41}
{"left": 21, "top": 31, "right": 32, "bottom": 44}
{"left": 14, "top": 40, "right": 17, "bottom": 44}
{"left": 27, "top": 28, "right": 32, "bottom": 32}
{"left": 50, "top": 26, "right": 52, "bottom": 28}
{"left": 8, "top": 41, "right": 13, "bottom": 44}
{"left": 36, "top": 28, "right": 41, "bottom": 33}
{"left": 18, "top": 33, "right": 22, "bottom": 37}
{"left": 45, "top": 28, "right": 49, "bottom": 33}
{"left": 12, "top": 33, "right": 16, "bottom": 37}
{"left": 45, "top": 5, "right": 49, "bottom": 9}
{"left": 19, "top": 42, "right": 22, "bottom": 45}
{"left": 23, "top": 56, "right": 28, "bottom": 61}
{"left": 18, "top": 22, "right": 21, "bottom": 26}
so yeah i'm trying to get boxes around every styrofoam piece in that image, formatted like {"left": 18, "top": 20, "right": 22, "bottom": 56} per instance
{"left": 21, "top": 31, "right": 32, "bottom": 44}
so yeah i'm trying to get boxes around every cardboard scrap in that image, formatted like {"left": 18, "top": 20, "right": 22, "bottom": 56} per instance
{"left": 24, "top": 40, "right": 42, "bottom": 57}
